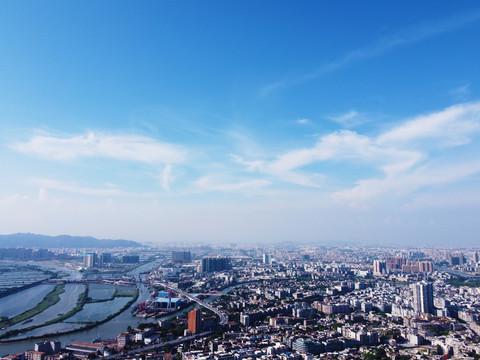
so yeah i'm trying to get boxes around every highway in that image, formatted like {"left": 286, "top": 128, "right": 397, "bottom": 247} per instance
{"left": 103, "top": 282, "right": 228, "bottom": 358}
{"left": 105, "top": 331, "right": 213, "bottom": 359}
{"left": 154, "top": 281, "right": 229, "bottom": 325}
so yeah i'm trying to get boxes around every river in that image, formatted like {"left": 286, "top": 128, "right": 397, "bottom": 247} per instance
{"left": 0, "top": 271, "right": 245, "bottom": 356}
{"left": 434, "top": 265, "right": 480, "bottom": 279}
{"left": 1, "top": 260, "right": 162, "bottom": 355}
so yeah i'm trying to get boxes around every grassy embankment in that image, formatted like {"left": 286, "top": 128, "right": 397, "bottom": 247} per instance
{"left": 0, "top": 283, "right": 139, "bottom": 342}
{"left": 0, "top": 284, "right": 65, "bottom": 329}
{"left": 0, "top": 284, "right": 88, "bottom": 340}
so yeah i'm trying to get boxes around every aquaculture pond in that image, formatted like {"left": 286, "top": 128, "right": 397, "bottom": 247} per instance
{"left": 65, "top": 297, "right": 132, "bottom": 323}
{"left": 1, "top": 284, "right": 85, "bottom": 333}
{"left": 0, "top": 284, "right": 55, "bottom": 318}
{"left": 0, "top": 263, "right": 51, "bottom": 291}
{"left": 1, "top": 259, "right": 162, "bottom": 355}
{"left": 87, "top": 283, "right": 116, "bottom": 300}
{"left": 117, "top": 284, "right": 135, "bottom": 292}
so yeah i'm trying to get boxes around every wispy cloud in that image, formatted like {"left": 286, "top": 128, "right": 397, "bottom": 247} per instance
{"left": 31, "top": 178, "right": 128, "bottom": 197}
{"left": 234, "top": 101, "right": 480, "bottom": 203}
{"left": 451, "top": 83, "right": 471, "bottom": 101}
{"left": 377, "top": 102, "right": 480, "bottom": 146}
{"left": 334, "top": 102, "right": 480, "bottom": 202}
{"left": 11, "top": 132, "right": 187, "bottom": 164}
{"left": 193, "top": 175, "right": 271, "bottom": 193}
{"left": 333, "top": 160, "right": 480, "bottom": 203}
{"left": 297, "top": 118, "right": 310, "bottom": 125}
{"left": 38, "top": 187, "right": 47, "bottom": 202}
{"left": 263, "top": 130, "right": 421, "bottom": 176}
{"left": 327, "top": 110, "right": 368, "bottom": 128}
{"left": 261, "top": 11, "right": 480, "bottom": 95}
{"left": 159, "top": 165, "right": 172, "bottom": 192}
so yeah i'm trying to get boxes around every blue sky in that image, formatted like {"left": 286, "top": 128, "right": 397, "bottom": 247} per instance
{"left": 1, "top": 1, "right": 480, "bottom": 246}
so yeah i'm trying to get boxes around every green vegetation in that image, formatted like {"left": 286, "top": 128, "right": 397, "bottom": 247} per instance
{"left": 114, "top": 286, "right": 138, "bottom": 298}
{"left": 54, "top": 285, "right": 88, "bottom": 322}
{"left": 0, "top": 284, "right": 88, "bottom": 340}
{"left": 446, "top": 277, "right": 480, "bottom": 288}
{"left": 332, "top": 322, "right": 343, "bottom": 330}
{"left": 0, "top": 283, "right": 139, "bottom": 341}
{"left": 85, "top": 284, "right": 138, "bottom": 303}
{"left": 364, "top": 348, "right": 389, "bottom": 360}
{"left": 427, "top": 325, "right": 450, "bottom": 336}
{"left": 209, "top": 327, "right": 226, "bottom": 340}
{"left": 0, "top": 284, "right": 65, "bottom": 329}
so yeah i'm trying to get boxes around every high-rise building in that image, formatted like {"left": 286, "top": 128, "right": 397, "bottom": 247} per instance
{"left": 263, "top": 254, "right": 272, "bottom": 264}
{"left": 240, "top": 313, "right": 250, "bottom": 327}
{"left": 101, "top": 252, "right": 112, "bottom": 263}
{"left": 201, "top": 257, "right": 231, "bottom": 272}
{"left": 418, "top": 261, "right": 434, "bottom": 273}
{"left": 188, "top": 309, "right": 202, "bottom": 334}
{"left": 386, "top": 256, "right": 407, "bottom": 271}
{"left": 172, "top": 251, "right": 192, "bottom": 264}
{"left": 34, "top": 341, "right": 61, "bottom": 354}
{"left": 448, "top": 253, "right": 466, "bottom": 266}
{"left": 83, "top": 253, "right": 97, "bottom": 268}
{"left": 412, "top": 281, "right": 434, "bottom": 315}
{"left": 373, "top": 260, "right": 387, "bottom": 275}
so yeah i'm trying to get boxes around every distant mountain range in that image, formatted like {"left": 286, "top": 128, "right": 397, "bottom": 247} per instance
{"left": 0, "top": 233, "right": 143, "bottom": 249}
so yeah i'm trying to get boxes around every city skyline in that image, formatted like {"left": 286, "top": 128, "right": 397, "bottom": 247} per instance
{"left": 1, "top": 2, "right": 480, "bottom": 245}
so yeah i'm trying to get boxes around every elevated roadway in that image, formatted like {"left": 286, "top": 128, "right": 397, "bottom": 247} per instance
{"left": 154, "top": 281, "right": 228, "bottom": 325}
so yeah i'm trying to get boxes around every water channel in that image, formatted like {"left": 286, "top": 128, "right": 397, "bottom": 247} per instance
{"left": 1, "top": 260, "right": 156, "bottom": 355}
{"left": 1, "top": 261, "right": 242, "bottom": 356}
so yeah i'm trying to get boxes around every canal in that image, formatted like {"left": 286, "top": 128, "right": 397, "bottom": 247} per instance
{"left": 0, "top": 270, "right": 247, "bottom": 356}
{"left": 1, "top": 260, "right": 162, "bottom": 355}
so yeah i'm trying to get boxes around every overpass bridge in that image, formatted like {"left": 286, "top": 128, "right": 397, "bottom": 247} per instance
{"left": 154, "top": 281, "right": 228, "bottom": 325}
{"left": 45, "top": 278, "right": 136, "bottom": 286}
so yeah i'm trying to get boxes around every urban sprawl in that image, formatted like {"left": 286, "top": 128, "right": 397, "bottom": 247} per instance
{"left": 2, "top": 245, "right": 480, "bottom": 360}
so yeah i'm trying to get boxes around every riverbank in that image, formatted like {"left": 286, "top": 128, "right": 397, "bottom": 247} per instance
{"left": 0, "top": 286, "right": 139, "bottom": 343}
{"left": 0, "top": 260, "right": 163, "bottom": 354}
{"left": 0, "top": 284, "right": 65, "bottom": 330}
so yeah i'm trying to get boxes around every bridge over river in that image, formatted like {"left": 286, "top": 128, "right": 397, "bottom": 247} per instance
{"left": 45, "top": 278, "right": 136, "bottom": 286}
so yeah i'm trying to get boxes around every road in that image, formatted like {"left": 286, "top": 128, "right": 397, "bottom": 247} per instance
{"left": 154, "top": 282, "right": 229, "bottom": 325}
{"left": 103, "top": 282, "right": 228, "bottom": 358}
{"left": 105, "top": 331, "right": 213, "bottom": 359}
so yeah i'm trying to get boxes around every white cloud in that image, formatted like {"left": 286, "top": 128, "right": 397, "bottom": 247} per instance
{"left": 329, "top": 103, "right": 480, "bottom": 202}
{"left": 11, "top": 132, "right": 187, "bottom": 164}
{"left": 233, "top": 129, "right": 422, "bottom": 189}
{"left": 328, "top": 110, "right": 361, "bottom": 127}
{"left": 233, "top": 102, "right": 480, "bottom": 204}
{"left": 38, "top": 187, "right": 47, "bottom": 202}
{"left": 0, "top": 194, "right": 29, "bottom": 205}
{"left": 194, "top": 176, "right": 271, "bottom": 193}
{"left": 230, "top": 154, "right": 265, "bottom": 172}
{"left": 160, "top": 165, "right": 172, "bottom": 192}
{"left": 31, "top": 178, "right": 127, "bottom": 197}
{"left": 451, "top": 84, "right": 470, "bottom": 98}
{"left": 266, "top": 130, "right": 422, "bottom": 176}
{"left": 297, "top": 118, "right": 310, "bottom": 125}
{"left": 333, "top": 160, "right": 480, "bottom": 203}
{"left": 377, "top": 102, "right": 480, "bottom": 146}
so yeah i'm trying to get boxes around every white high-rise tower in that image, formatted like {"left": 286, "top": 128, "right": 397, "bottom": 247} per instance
{"left": 412, "top": 281, "right": 434, "bottom": 315}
